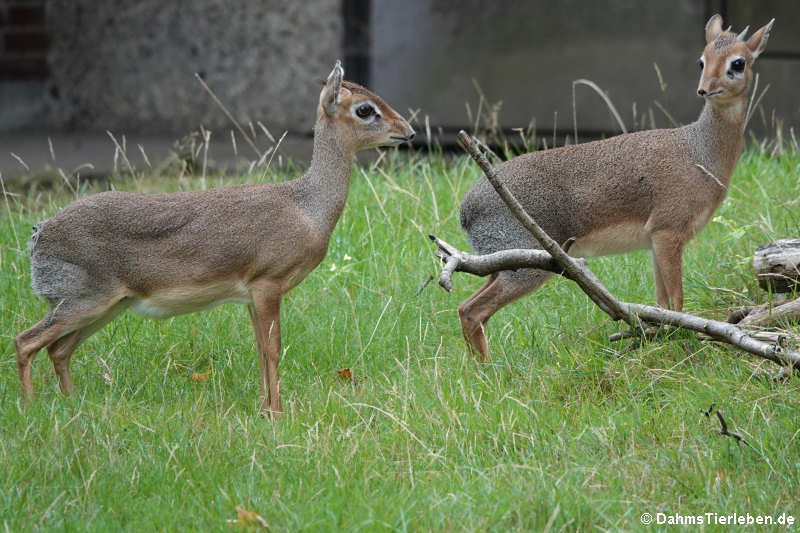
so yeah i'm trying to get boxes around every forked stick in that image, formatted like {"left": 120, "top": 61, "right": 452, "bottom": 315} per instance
{"left": 432, "top": 131, "right": 799, "bottom": 371}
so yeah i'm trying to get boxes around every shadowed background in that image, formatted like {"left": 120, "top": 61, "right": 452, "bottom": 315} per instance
{"left": 1, "top": 0, "right": 798, "bottom": 176}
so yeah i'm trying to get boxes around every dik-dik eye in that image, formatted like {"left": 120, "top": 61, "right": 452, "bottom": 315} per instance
{"left": 730, "top": 58, "right": 745, "bottom": 73}
{"left": 726, "top": 57, "right": 746, "bottom": 79}
{"left": 355, "top": 104, "right": 376, "bottom": 119}
{"left": 698, "top": 58, "right": 704, "bottom": 70}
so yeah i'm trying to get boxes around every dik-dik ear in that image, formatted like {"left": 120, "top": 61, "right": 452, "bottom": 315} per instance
{"left": 745, "top": 18, "right": 775, "bottom": 59}
{"left": 705, "top": 14, "right": 723, "bottom": 44}
{"left": 321, "top": 60, "right": 344, "bottom": 116}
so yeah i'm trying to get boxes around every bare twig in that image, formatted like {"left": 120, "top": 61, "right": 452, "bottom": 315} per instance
{"left": 259, "top": 131, "right": 287, "bottom": 180}
{"left": 653, "top": 63, "right": 667, "bottom": 92}
{"left": 10, "top": 153, "right": 30, "bottom": 172}
{"left": 200, "top": 126, "right": 211, "bottom": 188}
{"left": 653, "top": 100, "right": 679, "bottom": 128}
{"left": 572, "top": 79, "right": 628, "bottom": 134}
{"left": 137, "top": 144, "right": 152, "bottom": 169}
{"left": 414, "top": 274, "right": 434, "bottom": 297}
{"left": 694, "top": 164, "right": 727, "bottom": 190}
{"left": 0, "top": 172, "right": 21, "bottom": 249}
{"left": 106, "top": 131, "right": 136, "bottom": 175}
{"left": 714, "top": 410, "right": 751, "bottom": 447}
{"left": 194, "top": 72, "right": 263, "bottom": 159}
{"left": 745, "top": 74, "right": 770, "bottom": 130}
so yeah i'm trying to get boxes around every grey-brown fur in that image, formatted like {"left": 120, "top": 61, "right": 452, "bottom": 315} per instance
{"left": 15, "top": 62, "right": 415, "bottom": 415}
{"left": 458, "top": 15, "right": 774, "bottom": 360}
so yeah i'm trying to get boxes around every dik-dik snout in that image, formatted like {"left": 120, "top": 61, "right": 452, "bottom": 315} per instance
{"left": 697, "top": 14, "right": 773, "bottom": 100}
{"left": 320, "top": 67, "right": 415, "bottom": 151}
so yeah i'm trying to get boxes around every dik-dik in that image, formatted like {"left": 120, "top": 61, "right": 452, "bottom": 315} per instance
{"left": 14, "top": 62, "right": 414, "bottom": 416}
{"left": 459, "top": 15, "right": 774, "bottom": 360}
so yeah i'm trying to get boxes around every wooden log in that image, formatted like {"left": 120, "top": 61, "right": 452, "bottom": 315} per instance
{"left": 753, "top": 239, "right": 800, "bottom": 293}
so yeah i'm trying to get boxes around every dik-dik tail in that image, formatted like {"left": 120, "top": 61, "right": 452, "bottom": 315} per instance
{"left": 457, "top": 14, "right": 774, "bottom": 361}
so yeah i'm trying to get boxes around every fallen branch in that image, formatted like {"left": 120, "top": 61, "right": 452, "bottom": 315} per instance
{"left": 430, "top": 235, "right": 561, "bottom": 291}
{"left": 752, "top": 239, "right": 800, "bottom": 293}
{"left": 432, "top": 131, "right": 800, "bottom": 372}
{"left": 739, "top": 298, "right": 800, "bottom": 328}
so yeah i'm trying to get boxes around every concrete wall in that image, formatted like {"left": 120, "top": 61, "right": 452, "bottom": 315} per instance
{"left": 371, "top": 0, "right": 800, "bottom": 138}
{"left": 2, "top": 0, "right": 798, "bottom": 140}
{"left": 42, "top": 0, "right": 343, "bottom": 134}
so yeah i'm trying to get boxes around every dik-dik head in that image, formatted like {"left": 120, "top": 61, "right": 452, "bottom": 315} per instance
{"left": 318, "top": 61, "right": 415, "bottom": 151}
{"left": 697, "top": 15, "right": 774, "bottom": 103}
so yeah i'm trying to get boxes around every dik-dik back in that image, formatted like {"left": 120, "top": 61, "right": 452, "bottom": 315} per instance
{"left": 458, "top": 14, "right": 774, "bottom": 360}
{"left": 461, "top": 127, "right": 706, "bottom": 258}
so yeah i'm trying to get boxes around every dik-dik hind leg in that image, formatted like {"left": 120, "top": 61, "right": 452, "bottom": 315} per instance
{"left": 46, "top": 299, "right": 130, "bottom": 396}
{"left": 47, "top": 331, "right": 81, "bottom": 396}
{"left": 16, "top": 294, "right": 129, "bottom": 401}
{"left": 651, "top": 232, "right": 685, "bottom": 311}
{"left": 15, "top": 317, "right": 72, "bottom": 401}
{"left": 249, "top": 283, "right": 283, "bottom": 417}
{"left": 458, "top": 269, "right": 552, "bottom": 361}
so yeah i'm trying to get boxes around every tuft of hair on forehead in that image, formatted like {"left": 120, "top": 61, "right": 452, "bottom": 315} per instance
{"left": 712, "top": 32, "right": 738, "bottom": 50}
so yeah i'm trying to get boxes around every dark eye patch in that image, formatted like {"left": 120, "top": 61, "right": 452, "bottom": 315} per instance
{"left": 730, "top": 58, "right": 745, "bottom": 73}
{"left": 698, "top": 58, "right": 704, "bottom": 70}
{"left": 355, "top": 104, "right": 375, "bottom": 119}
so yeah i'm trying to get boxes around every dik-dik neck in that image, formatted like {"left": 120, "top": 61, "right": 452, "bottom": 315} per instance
{"left": 298, "top": 118, "right": 355, "bottom": 234}
{"left": 688, "top": 97, "right": 747, "bottom": 184}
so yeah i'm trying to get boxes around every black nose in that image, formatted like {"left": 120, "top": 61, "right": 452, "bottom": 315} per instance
{"left": 697, "top": 89, "right": 707, "bottom": 96}
{"left": 408, "top": 131, "right": 416, "bottom": 141}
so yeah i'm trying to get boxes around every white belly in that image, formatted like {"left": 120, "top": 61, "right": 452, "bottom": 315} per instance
{"left": 568, "top": 222, "right": 651, "bottom": 258}
{"left": 131, "top": 280, "right": 251, "bottom": 318}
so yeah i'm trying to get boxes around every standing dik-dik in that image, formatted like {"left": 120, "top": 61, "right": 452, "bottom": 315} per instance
{"left": 458, "top": 15, "right": 774, "bottom": 360}
{"left": 14, "top": 62, "right": 414, "bottom": 416}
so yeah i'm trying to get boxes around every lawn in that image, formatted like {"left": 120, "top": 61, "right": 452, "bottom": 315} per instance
{"left": 1, "top": 147, "right": 799, "bottom": 531}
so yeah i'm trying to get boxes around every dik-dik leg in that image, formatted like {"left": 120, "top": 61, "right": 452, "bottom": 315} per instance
{"left": 249, "top": 282, "right": 283, "bottom": 417}
{"left": 15, "top": 317, "right": 71, "bottom": 401}
{"left": 651, "top": 231, "right": 685, "bottom": 311}
{"left": 46, "top": 299, "right": 131, "bottom": 395}
{"left": 17, "top": 293, "right": 129, "bottom": 400}
{"left": 459, "top": 269, "right": 552, "bottom": 360}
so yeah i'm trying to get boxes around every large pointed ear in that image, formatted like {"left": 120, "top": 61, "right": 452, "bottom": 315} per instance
{"left": 320, "top": 60, "right": 344, "bottom": 116}
{"left": 746, "top": 18, "right": 775, "bottom": 59}
{"left": 705, "top": 14, "right": 724, "bottom": 44}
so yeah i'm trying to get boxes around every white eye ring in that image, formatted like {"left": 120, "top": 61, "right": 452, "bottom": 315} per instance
{"left": 726, "top": 55, "right": 746, "bottom": 77}
{"left": 351, "top": 101, "right": 379, "bottom": 121}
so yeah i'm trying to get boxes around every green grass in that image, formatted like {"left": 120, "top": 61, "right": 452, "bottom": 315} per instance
{"left": 1, "top": 148, "right": 799, "bottom": 531}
